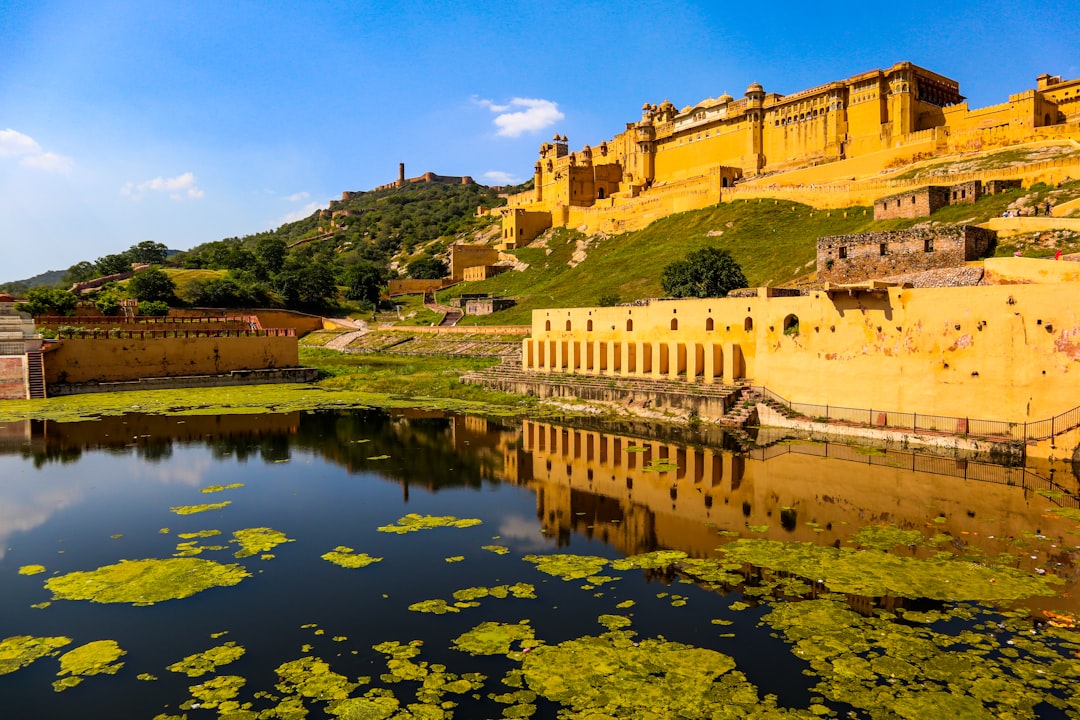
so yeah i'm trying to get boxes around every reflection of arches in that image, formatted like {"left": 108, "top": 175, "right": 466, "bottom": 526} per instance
{"left": 587, "top": 319, "right": 593, "bottom": 331}
{"left": 565, "top": 320, "right": 572, "bottom": 331}
{"left": 1045, "top": 113, "right": 1053, "bottom": 126}
{"left": 597, "top": 187, "right": 606, "bottom": 199}
{"left": 670, "top": 318, "right": 678, "bottom": 330}
{"left": 705, "top": 317, "right": 714, "bottom": 331}
{"left": 744, "top": 317, "right": 753, "bottom": 331}
{"left": 722, "top": 177, "right": 729, "bottom": 188}
{"left": 783, "top": 314, "right": 800, "bottom": 335}
{"left": 626, "top": 319, "right": 633, "bottom": 331}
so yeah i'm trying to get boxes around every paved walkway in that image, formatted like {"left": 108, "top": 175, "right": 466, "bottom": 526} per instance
{"left": 323, "top": 319, "right": 369, "bottom": 351}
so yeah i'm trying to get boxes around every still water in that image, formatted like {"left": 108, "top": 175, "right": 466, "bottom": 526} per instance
{"left": 1, "top": 409, "right": 1079, "bottom": 719}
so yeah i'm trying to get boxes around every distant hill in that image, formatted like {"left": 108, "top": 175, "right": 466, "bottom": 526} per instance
{"left": 0, "top": 269, "right": 68, "bottom": 295}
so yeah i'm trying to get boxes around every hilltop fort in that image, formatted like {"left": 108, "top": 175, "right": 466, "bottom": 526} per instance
{"left": 498, "top": 61, "right": 1080, "bottom": 246}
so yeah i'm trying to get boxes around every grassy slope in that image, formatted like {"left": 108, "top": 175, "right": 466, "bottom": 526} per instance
{"left": 443, "top": 179, "right": 1080, "bottom": 326}
{"left": 447, "top": 199, "right": 876, "bottom": 325}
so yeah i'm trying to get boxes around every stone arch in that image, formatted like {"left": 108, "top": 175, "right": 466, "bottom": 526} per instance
{"left": 744, "top": 316, "right": 753, "bottom": 332}
{"left": 1045, "top": 113, "right": 1053, "bottom": 126}
{"left": 670, "top": 318, "right": 679, "bottom": 331}
{"left": 597, "top": 187, "right": 606, "bottom": 199}
{"left": 565, "top": 320, "right": 572, "bottom": 331}
{"left": 705, "top": 317, "right": 714, "bottom": 331}
{"left": 545, "top": 320, "right": 551, "bottom": 332}
{"left": 626, "top": 319, "right": 633, "bottom": 331}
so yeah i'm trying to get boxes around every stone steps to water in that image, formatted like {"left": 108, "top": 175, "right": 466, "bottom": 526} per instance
{"left": 26, "top": 350, "right": 46, "bottom": 399}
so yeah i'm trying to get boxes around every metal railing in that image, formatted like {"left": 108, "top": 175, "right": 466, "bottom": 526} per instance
{"left": 749, "top": 385, "right": 1080, "bottom": 442}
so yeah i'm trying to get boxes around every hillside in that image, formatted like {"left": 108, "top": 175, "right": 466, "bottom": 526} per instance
{"left": 445, "top": 179, "right": 1080, "bottom": 325}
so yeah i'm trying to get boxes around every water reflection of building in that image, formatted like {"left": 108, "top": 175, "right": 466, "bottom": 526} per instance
{"left": 0, "top": 413, "right": 301, "bottom": 464}
{"left": 517, "top": 420, "right": 1080, "bottom": 586}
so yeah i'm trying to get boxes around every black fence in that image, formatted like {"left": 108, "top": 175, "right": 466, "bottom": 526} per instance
{"left": 750, "top": 386, "right": 1080, "bottom": 442}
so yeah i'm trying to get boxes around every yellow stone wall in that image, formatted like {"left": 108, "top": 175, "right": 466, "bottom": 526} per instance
{"left": 501, "top": 61, "right": 1080, "bottom": 243}
{"left": 523, "top": 260, "right": 1080, "bottom": 425}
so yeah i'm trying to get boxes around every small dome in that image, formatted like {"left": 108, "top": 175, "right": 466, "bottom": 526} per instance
{"left": 718, "top": 93, "right": 733, "bottom": 103}
{"left": 746, "top": 81, "right": 764, "bottom": 94}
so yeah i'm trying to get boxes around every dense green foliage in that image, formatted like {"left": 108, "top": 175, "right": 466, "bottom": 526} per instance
{"left": 128, "top": 267, "right": 177, "bottom": 304}
{"left": 660, "top": 246, "right": 748, "bottom": 298}
{"left": 16, "top": 287, "right": 78, "bottom": 316}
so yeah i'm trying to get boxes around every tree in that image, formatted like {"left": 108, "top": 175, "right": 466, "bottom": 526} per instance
{"left": 63, "top": 261, "right": 98, "bottom": 285}
{"left": 275, "top": 262, "right": 339, "bottom": 311}
{"left": 95, "top": 252, "right": 133, "bottom": 276}
{"left": 128, "top": 267, "right": 177, "bottom": 304}
{"left": 127, "top": 241, "right": 169, "bottom": 265}
{"left": 138, "top": 300, "right": 170, "bottom": 316}
{"left": 406, "top": 256, "right": 448, "bottom": 279}
{"left": 16, "top": 287, "right": 78, "bottom": 316}
{"left": 660, "top": 247, "right": 748, "bottom": 298}
{"left": 186, "top": 277, "right": 260, "bottom": 308}
{"left": 255, "top": 236, "right": 288, "bottom": 276}
{"left": 341, "top": 262, "right": 386, "bottom": 305}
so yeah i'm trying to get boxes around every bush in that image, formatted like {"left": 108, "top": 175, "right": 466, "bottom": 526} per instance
{"left": 139, "top": 300, "right": 170, "bottom": 316}
{"left": 660, "top": 246, "right": 748, "bottom": 298}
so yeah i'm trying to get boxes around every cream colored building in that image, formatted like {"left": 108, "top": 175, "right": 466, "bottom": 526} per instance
{"left": 521, "top": 257, "right": 1080, "bottom": 428}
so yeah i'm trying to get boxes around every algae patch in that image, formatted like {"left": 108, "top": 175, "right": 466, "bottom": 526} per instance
{"left": 170, "top": 501, "right": 232, "bottom": 515}
{"left": 54, "top": 640, "right": 126, "bottom": 692}
{"left": 322, "top": 546, "right": 383, "bottom": 569}
{"left": 0, "top": 635, "right": 72, "bottom": 675}
{"left": 377, "top": 513, "right": 482, "bottom": 534}
{"left": 232, "top": 527, "right": 293, "bottom": 558}
{"left": 167, "top": 642, "right": 246, "bottom": 677}
{"left": 523, "top": 554, "right": 609, "bottom": 581}
{"left": 45, "top": 558, "right": 250, "bottom": 605}
{"left": 18, "top": 564, "right": 46, "bottom": 576}
{"left": 201, "top": 483, "right": 244, "bottom": 494}
{"left": 453, "top": 621, "right": 535, "bottom": 656}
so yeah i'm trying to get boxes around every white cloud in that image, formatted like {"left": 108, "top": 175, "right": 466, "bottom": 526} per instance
{"left": 0, "top": 128, "right": 41, "bottom": 157}
{"left": 0, "top": 128, "right": 74, "bottom": 174}
{"left": 122, "top": 171, "right": 204, "bottom": 200}
{"left": 285, "top": 191, "right": 310, "bottom": 202}
{"left": 279, "top": 200, "right": 322, "bottom": 225}
{"left": 483, "top": 170, "right": 518, "bottom": 185}
{"left": 475, "top": 97, "right": 565, "bottom": 138}
{"left": 21, "top": 151, "right": 74, "bottom": 175}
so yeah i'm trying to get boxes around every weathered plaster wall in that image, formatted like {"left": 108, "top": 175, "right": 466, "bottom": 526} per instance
{"left": 44, "top": 335, "right": 299, "bottom": 384}
{"left": 0, "top": 356, "right": 26, "bottom": 399}
{"left": 523, "top": 263, "right": 1080, "bottom": 424}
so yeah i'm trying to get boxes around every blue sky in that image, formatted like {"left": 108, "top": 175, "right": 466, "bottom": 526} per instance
{"left": 2, "top": 0, "right": 1078, "bottom": 281}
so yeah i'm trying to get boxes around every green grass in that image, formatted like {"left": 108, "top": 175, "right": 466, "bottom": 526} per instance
{"left": 444, "top": 200, "right": 876, "bottom": 324}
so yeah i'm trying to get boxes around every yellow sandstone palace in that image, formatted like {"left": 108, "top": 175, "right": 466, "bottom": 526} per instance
{"left": 499, "top": 62, "right": 1080, "bottom": 245}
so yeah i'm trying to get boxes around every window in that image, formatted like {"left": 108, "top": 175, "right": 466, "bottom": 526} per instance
{"left": 879, "top": 243, "right": 887, "bottom": 256}
{"left": 783, "top": 314, "right": 800, "bottom": 336}
{"left": 626, "top": 319, "right": 633, "bottom": 331}
{"left": 924, "top": 238, "right": 933, "bottom": 252}
{"left": 705, "top": 318, "right": 714, "bottom": 331}
{"left": 587, "top": 319, "right": 593, "bottom": 332}
{"left": 744, "top": 317, "right": 753, "bottom": 331}
{"left": 565, "top": 320, "right": 572, "bottom": 331}
{"left": 545, "top": 320, "right": 551, "bottom": 331}
{"left": 838, "top": 246, "right": 848, "bottom": 259}
{"left": 670, "top": 319, "right": 679, "bottom": 331}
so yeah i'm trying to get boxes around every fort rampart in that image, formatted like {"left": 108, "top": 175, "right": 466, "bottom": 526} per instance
{"left": 816, "top": 226, "right": 995, "bottom": 284}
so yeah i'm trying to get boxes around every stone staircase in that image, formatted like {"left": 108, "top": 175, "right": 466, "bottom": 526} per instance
{"left": 26, "top": 350, "right": 45, "bottom": 399}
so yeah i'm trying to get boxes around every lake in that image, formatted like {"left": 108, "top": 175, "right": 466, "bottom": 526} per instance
{"left": 1, "top": 409, "right": 1079, "bottom": 719}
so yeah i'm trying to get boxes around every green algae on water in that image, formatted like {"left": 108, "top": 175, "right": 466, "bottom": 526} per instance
{"left": 482, "top": 544, "right": 510, "bottom": 555}
{"left": 45, "top": 557, "right": 250, "bottom": 605}
{"left": 522, "top": 554, "right": 608, "bottom": 581}
{"left": 444, "top": 555, "right": 464, "bottom": 563}
{"left": 717, "top": 539, "right": 1059, "bottom": 601}
{"left": 17, "top": 564, "right": 46, "bottom": 576}
{"left": 0, "top": 635, "right": 71, "bottom": 675}
{"left": 377, "top": 513, "right": 482, "bottom": 534}
{"left": 452, "top": 584, "right": 537, "bottom": 602}
{"left": 166, "top": 641, "right": 246, "bottom": 677}
{"left": 849, "top": 524, "right": 926, "bottom": 551}
{"left": 200, "top": 483, "right": 243, "bottom": 493}
{"left": 177, "top": 529, "right": 221, "bottom": 539}
{"left": 611, "top": 550, "right": 687, "bottom": 571}
{"left": 170, "top": 501, "right": 231, "bottom": 515}
{"left": 453, "top": 621, "right": 536, "bottom": 656}
{"left": 322, "top": 546, "right": 383, "bottom": 569}
{"left": 408, "top": 599, "right": 461, "bottom": 614}
{"left": 183, "top": 674, "right": 246, "bottom": 710}
{"left": 275, "top": 656, "right": 360, "bottom": 700}
{"left": 54, "top": 640, "right": 125, "bottom": 692}
{"left": 232, "top": 527, "right": 293, "bottom": 558}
